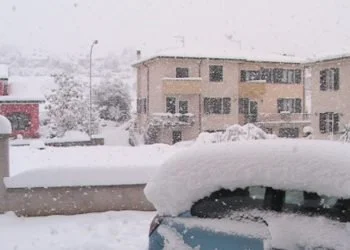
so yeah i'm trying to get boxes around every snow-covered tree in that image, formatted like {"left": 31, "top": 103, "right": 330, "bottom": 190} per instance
{"left": 45, "top": 73, "right": 99, "bottom": 137}
{"left": 94, "top": 77, "right": 131, "bottom": 122}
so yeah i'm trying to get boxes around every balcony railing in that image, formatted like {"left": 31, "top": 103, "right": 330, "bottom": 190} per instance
{"left": 243, "top": 112, "right": 311, "bottom": 124}
{"left": 162, "top": 77, "right": 202, "bottom": 95}
{"left": 150, "top": 113, "right": 195, "bottom": 127}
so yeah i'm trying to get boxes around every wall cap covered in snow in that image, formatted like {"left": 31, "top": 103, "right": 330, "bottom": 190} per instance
{"left": 0, "top": 115, "right": 12, "bottom": 134}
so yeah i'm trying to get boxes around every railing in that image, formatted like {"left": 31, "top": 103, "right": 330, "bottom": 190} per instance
{"left": 244, "top": 113, "right": 311, "bottom": 124}
{"left": 162, "top": 77, "right": 202, "bottom": 95}
{"left": 150, "top": 113, "right": 195, "bottom": 127}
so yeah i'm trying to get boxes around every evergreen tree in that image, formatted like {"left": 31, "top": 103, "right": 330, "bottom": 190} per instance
{"left": 94, "top": 77, "right": 131, "bottom": 123}
{"left": 45, "top": 73, "right": 99, "bottom": 137}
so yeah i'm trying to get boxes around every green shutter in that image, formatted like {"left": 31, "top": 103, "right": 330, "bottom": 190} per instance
{"left": 295, "top": 98, "right": 302, "bottom": 113}
{"left": 334, "top": 68, "right": 340, "bottom": 90}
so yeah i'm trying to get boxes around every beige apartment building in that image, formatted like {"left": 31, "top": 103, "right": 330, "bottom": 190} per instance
{"left": 309, "top": 55, "right": 350, "bottom": 140}
{"left": 133, "top": 51, "right": 310, "bottom": 144}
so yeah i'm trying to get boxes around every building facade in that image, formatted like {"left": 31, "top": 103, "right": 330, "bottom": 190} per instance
{"left": 133, "top": 52, "right": 310, "bottom": 144}
{"left": 0, "top": 65, "right": 44, "bottom": 138}
{"left": 309, "top": 56, "right": 350, "bottom": 140}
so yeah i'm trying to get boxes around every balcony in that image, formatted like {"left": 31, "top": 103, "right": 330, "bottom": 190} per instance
{"left": 242, "top": 112, "right": 311, "bottom": 125}
{"left": 162, "top": 77, "right": 202, "bottom": 95}
{"left": 150, "top": 113, "right": 195, "bottom": 127}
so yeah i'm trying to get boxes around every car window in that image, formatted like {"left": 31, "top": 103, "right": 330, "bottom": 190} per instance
{"left": 280, "top": 190, "right": 350, "bottom": 222}
{"left": 191, "top": 186, "right": 266, "bottom": 218}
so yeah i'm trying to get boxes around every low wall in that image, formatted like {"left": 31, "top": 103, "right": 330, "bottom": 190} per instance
{"left": 11, "top": 137, "right": 105, "bottom": 147}
{"left": 1, "top": 184, "right": 155, "bottom": 217}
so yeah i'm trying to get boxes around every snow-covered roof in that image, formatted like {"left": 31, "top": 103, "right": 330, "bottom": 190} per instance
{"left": 305, "top": 53, "right": 350, "bottom": 64}
{"left": 133, "top": 47, "right": 304, "bottom": 66}
{"left": 0, "top": 76, "right": 52, "bottom": 103}
{"left": 0, "top": 64, "right": 9, "bottom": 79}
{"left": 145, "top": 139, "right": 350, "bottom": 216}
{"left": 0, "top": 115, "right": 12, "bottom": 134}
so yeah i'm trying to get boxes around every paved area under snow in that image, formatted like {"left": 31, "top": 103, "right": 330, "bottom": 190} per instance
{"left": 0, "top": 211, "right": 155, "bottom": 250}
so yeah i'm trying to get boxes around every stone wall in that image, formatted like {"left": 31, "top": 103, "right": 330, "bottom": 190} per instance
{"left": 1, "top": 184, "right": 155, "bottom": 217}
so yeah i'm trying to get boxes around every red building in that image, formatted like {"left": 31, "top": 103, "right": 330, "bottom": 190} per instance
{"left": 0, "top": 65, "right": 44, "bottom": 138}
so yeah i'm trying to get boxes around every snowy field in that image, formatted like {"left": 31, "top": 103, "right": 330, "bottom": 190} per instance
{"left": 0, "top": 211, "right": 155, "bottom": 250}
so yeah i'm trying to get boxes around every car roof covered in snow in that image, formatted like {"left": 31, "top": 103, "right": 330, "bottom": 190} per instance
{"left": 145, "top": 139, "right": 350, "bottom": 216}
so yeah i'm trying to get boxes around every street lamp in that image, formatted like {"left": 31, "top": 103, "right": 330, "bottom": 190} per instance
{"left": 89, "top": 40, "right": 98, "bottom": 136}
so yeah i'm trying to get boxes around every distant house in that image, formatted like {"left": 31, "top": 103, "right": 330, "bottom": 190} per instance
{"left": 133, "top": 48, "right": 310, "bottom": 144}
{"left": 0, "top": 65, "right": 44, "bottom": 138}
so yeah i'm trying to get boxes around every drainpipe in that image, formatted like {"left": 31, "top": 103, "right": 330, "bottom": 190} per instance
{"left": 198, "top": 59, "right": 204, "bottom": 133}
{"left": 142, "top": 62, "right": 150, "bottom": 115}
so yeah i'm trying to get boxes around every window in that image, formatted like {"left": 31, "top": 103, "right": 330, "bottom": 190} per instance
{"left": 179, "top": 101, "right": 188, "bottom": 114}
{"left": 204, "top": 97, "right": 231, "bottom": 114}
{"left": 277, "top": 98, "right": 302, "bottom": 113}
{"left": 242, "top": 70, "right": 260, "bottom": 81}
{"left": 278, "top": 128, "right": 299, "bottom": 138}
{"left": 172, "top": 131, "right": 182, "bottom": 144}
{"left": 239, "top": 98, "right": 258, "bottom": 115}
{"left": 7, "top": 113, "right": 31, "bottom": 131}
{"left": 179, "top": 101, "right": 189, "bottom": 122}
{"left": 240, "top": 68, "right": 301, "bottom": 83}
{"left": 166, "top": 97, "right": 176, "bottom": 114}
{"left": 320, "top": 68, "right": 339, "bottom": 91}
{"left": 176, "top": 67, "right": 189, "bottom": 78}
{"left": 319, "top": 112, "right": 339, "bottom": 134}
{"left": 191, "top": 187, "right": 266, "bottom": 218}
{"left": 209, "top": 65, "right": 223, "bottom": 82}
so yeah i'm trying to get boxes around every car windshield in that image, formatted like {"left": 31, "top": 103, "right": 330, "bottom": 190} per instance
{"left": 191, "top": 186, "right": 350, "bottom": 222}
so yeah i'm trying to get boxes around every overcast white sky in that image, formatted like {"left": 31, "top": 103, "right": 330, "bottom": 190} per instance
{"left": 0, "top": 0, "right": 349, "bottom": 58}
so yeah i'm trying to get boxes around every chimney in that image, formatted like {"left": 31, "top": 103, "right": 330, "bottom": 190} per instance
{"left": 136, "top": 50, "right": 141, "bottom": 60}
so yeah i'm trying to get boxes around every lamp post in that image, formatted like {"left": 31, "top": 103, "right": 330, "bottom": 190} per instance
{"left": 89, "top": 40, "right": 98, "bottom": 136}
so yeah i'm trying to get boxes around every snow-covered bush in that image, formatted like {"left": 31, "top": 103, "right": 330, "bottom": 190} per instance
{"left": 195, "top": 123, "right": 275, "bottom": 145}
{"left": 94, "top": 77, "right": 131, "bottom": 122}
{"left": 127, "top": 118, "right": 144, "bottom": 146}
{"left": 340, "top": 124, "right": 350, "bottom": 143}
{"left": 303, "top": 126, "right": 313, "bottom": 139}
{"left": 45, "top": 73, "right": 99, "bottom": 137}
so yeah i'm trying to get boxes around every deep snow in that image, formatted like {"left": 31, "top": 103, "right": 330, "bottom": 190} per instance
{"left": 0, "top": 211, "right": 155, "bottom": 250}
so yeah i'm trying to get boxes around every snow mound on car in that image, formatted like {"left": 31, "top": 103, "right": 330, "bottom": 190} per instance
{"left": 144, "top": 140, "right": 350, "bottom": 216}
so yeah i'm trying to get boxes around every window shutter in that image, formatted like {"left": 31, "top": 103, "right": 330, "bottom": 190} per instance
{"left": 319, "top": 113, "right": 326, "bottom": 133}
{"left": 239, "top": 98, "right": 248, "bottom": 114}
{"left": 333, "top": 113, "right": 340, "bottom": 132}
{"left": 334, "top": 68, "right": 340, "bottom": 90}
{"left": 277, "top": 99, "right": 283, "bottom": 113}
{"left": 143, "top": 98, "right": 147, "bottom": 113}
{"left": 295, "top": 70, "right": 302, "bottom": 84}
{"left": 320, "top": 70, "right": 327, "bottom": 91}
{"left": 137, "top": 99, "right": 141, "bottom": 114}
{"left": 223, "top": 98, "right": 231, "bottom": 114}
{"left": 204, "top": 98, "right": 210, "bottom": 114}
{"left": 240, "top": 70, "right": 246, "bottom": 82}
{"left": 295, "top": 98, "right": 302, "bottom": 113}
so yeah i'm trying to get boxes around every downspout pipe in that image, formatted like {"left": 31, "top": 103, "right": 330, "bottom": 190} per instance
{"left": 142, "top": 62, "right": 150, "bottom": 115}
{"left": 198, "top": 59, "right": 204, "bottom": 133}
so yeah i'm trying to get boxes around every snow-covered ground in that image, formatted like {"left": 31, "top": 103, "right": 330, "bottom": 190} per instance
{"left": 0, "top": 211, "right": 155, "bottom": 250}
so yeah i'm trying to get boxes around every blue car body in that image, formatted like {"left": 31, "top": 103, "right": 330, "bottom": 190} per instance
{"left": 148, "top": 213, "right": 270, "bottom": 250}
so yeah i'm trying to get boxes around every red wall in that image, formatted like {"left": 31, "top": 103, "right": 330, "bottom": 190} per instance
{"left": 0, "top": 104, "right": 40, "bottom": 138}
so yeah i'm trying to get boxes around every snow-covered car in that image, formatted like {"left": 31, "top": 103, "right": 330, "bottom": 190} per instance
{"left": 145, "top": 140, "right": 350, "bottom": 250}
